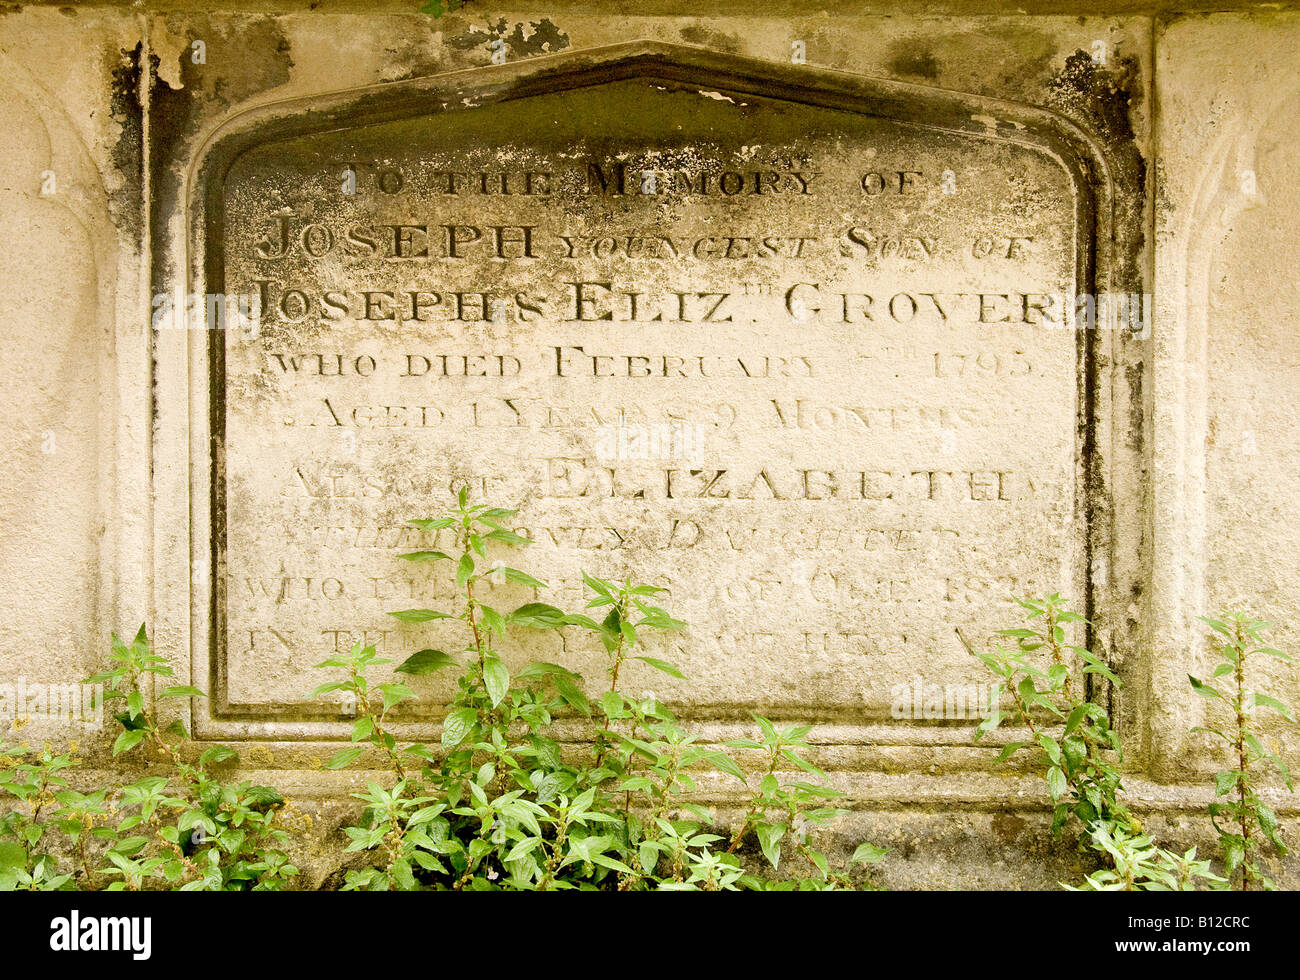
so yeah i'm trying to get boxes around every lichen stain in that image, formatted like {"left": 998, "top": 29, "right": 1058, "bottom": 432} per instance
{"left": 249, "top": 744, "right": 276, "bottom": 766}
{"left": 1125, "top": 362, "right": 1145, "bottom": 454}
{"left": 886, "top": 39, "right": 940, "bottom": 80}
{"left": 379, "top": 36, "right": 445, "bottom": 82}
{"left": 1047, "top": 49, "right": 1141, "bottom": 156}
{"left": 1047, "top": 49, "right": 1147, "bottom": 292}
{"left": 446, "top": 17, "right": 570, "bottom": 57}
{"left": 991, "top": 810, "right": 1028, "bottom": 843}
{"left": 148, "top": 17, "right": 294, "bottom": 295}
{"left": 679, "top": 23, "right": 742, "bottom": 54}
{"left": 108, "top": 42, "right": 144, "bottom": 243}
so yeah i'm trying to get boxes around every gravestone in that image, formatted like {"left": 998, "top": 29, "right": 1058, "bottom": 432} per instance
{"left": 191, "top": 43, "right": 1117, "bottom": 743}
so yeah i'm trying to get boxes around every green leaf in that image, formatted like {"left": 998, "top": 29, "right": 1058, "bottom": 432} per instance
{"left": 160, "top": 685, "right": 206, "bottom": 699}
{"left": 1258, "top": 803, "right": 1280, "bottom": 839}
{"left": 975, "top": 712, "right": 1003, "bottom": 739}
{"left": 0, "top": 841, "right": 26, "bottom": 872}
{"left": 456, "top": 554, "right": 475, "bottom": 587}
{"left": 704, "top": 751, "right": 746, "bottom": 783}
{"left": 1036, "top": 734, "right": 1062, "bottom": 766}
{"left": 1199, "top": 617, "right": 1232, "bottom": 637}
{"left": 388, "top": 609, "right": 452, "bottom": 623}
{"left": 1188, "top": 675, "right": 1223, "bottom": 700}
{"left": 1046, "top": 766, "right": 1067, "bottom": 800}
{"left": 1064, "top": 704, "right": 1088, "bottom": 736}
{"left": 516, "top": 661, "right": 578, "bottom": 681}
{"left": 753, "top": 714, "right": 779, "bottom": 745}
{"left": 441, "top": 707, "right": 479, "bottom": 748}
{"left": 483, "top": 657, "right": 510, "bottom": 708}
{"left": 1214, "top": 769, "right": 1238, "bottom": 796}
{"left": 591, "top": 853, "right": 636, "bottom": 875}
{"left": 485, "top": 528, "right": 530, "bottom": 546}
{"left": 324, "top": 746, "right": 364, "bottom": 770}
{"left": 395, "top": 649, "right": 457, "bottom": 675}
{"left": 308, "top": 680, "right": 348, "bottom": 698}
{"left": 851, "top": 842, "right": 888, "bottom": 864}
{"left": 554, "top": 676, "right": 591, "bottom": 716}
{"left": 1250, "top": 693, "right": 1296, "bottom": 722}
{"left": 505, "top": 837, "right": 541, "bottom": 862}
{"left": 245, "top": 785, "right": 285, "bottom": 809}
{"left": 112, "top": 729, "right": 147, "bottom": 756}
{"left": 408, "top": 517, "right": 455, "bottom": 530}
{"left": 198, "top": 745, "right": 238, "bottom": 767}
{"left": 397, "top": 550, "right": 452, "bottom": 563}
{"left": 479, "top": 604, "right": 506, "bottom": 637}
{"left": 1061, "top": 736, "right": 1087, "bottom": 773}
{"left": 582, "top": 571, "right": 613, "bottom": 599}
{"left": 528, "top": 735, "right": 563, "bottom": 770}
{"left": 756, "top": 822, "right": 786, "bottom": 870}
{"left": 502, "top": 568, "right": 546, "bottom": 589}
{"left": 1222, "top": 836, "right": 1245, "bottom": 873}
{"left": 379, "top": 684, "right": 415, "bottom": 712}
{"left": 506, "top": 602, "right": 568, "bottom": 629}
{"left": 995, "top": 742, "right": 1025, "bottom": 763}
{"left": 634, "top": 656, "right": 686, "bottom": 679}
{"left": 1254, "top": 646, "right": 1294, "bottom": 662}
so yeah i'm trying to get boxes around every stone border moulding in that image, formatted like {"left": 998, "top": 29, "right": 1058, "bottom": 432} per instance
{"left": 168, "top": 39, "right": 1136, "bottom": 793}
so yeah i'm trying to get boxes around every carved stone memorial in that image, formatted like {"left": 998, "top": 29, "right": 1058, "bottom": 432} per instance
{"left": 189, "top": 43, "right": 1123, "bottom": 750}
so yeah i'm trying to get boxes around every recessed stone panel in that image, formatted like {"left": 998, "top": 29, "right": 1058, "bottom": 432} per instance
{"left": 199, "top": 46, "right": 1098, "bottom": 733}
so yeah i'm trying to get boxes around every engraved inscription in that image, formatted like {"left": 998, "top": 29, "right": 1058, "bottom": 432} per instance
{"left": 216, "top": 75, "right": 1085, "bottom": 721}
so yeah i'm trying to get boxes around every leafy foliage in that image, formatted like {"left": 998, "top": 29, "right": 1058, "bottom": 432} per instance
{"left": 1189, "top": 612, "right": 1296, "bottom": 890}
{"left": 0, "top": 627, "right": 298, "bottom": 891}
{"left": 308, "top": 489, "right": 884, "bottom": 890}
{"left": 1066, "top": 822, "right": 1224, "bottom": 892}
{"left": 968, "top": 594, "right": 1221, "bottom": 891}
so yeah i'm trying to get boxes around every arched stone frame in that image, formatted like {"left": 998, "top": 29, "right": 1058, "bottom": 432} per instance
{"left": 155, "top": 40, "right": 1143, "bottom": 805}
{"left": 0, "top": 52, "right": 122, "bottom": 663}
{"left": 1147, "top": 63, "right": 1300, "bottom": 780}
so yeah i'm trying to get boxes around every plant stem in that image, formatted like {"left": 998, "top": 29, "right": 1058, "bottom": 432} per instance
{"left": 594, "top": 622, "right": 628, "bottom": 771}
{"left": 1233, "top": 620, "right": 1252, "bottom": 891}
{"left": 727, "top": 748, "right": 779, "bottom": 854}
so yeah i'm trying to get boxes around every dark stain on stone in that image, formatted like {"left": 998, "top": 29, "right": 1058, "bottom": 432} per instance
{"left": 108, "top": 42, "right": 144, "bottom": 243}
{"left": 201, "top": 17, "right": 294, "bottom": 109}
{"left": 446, "top": 17, "right": 570, "bottom": 57}
{"left": 1047, "top": 48, "right": 1147, "bottom": 219}
{"left": 1047, "top": 53, "right": 1148, "bottom": 607}
{"left": 1048, "top": 49, "right": 1140, "bottom": 150}
{"left": 381, "top": 37, "right": 446, "bottom": 82}
{"left": 514, "top": 17, "right": 569, "bottom": 56}
{"left": 886, "top": 39, "right": 940, "bottom": 80}
{"left": 147, "top": 45, "right": 198, "bottom": 290}
{"left": 680, "top": 23, "right": 742, "bottom": 54}
{"left": 991, "top": 811, "right": 1027, "bottom": 844}
{"left": 148, "top": 16, "right": 295, "bottom": 291}
{"left": 1125, "top": 361, "right": 1145, "bottom": 454}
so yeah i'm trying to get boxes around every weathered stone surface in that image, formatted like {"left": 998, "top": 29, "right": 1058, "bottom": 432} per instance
{"left": 1148, "top": 12, "right": 1300, "bottom": 787}
{"left": 200, "top": 44, "right": 1100, "bottom": 740}
{"left": 0, "top": 6, "right": 146, "bottom": 737}
{"left": 4, "top": 2, "right": 1300, "bottom": 887}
